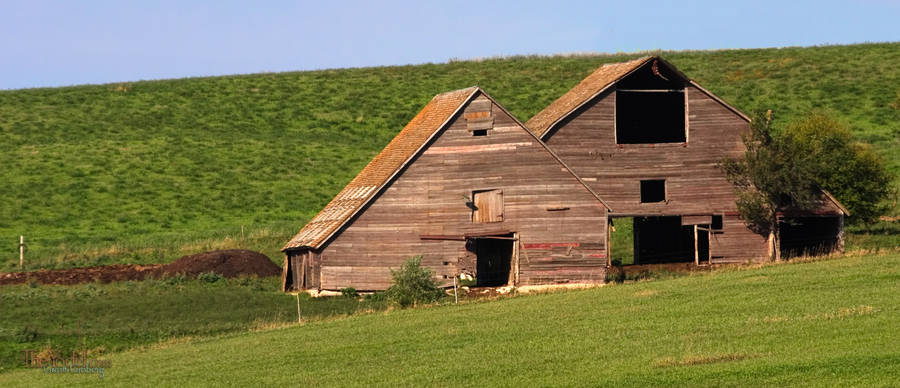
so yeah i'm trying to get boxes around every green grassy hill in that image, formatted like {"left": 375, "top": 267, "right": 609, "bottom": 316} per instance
{"left": 1, "top": 43, "right": 898, "bottom": 270}
{"left": 2, "top": 252, "right": 897, "bottom": 386}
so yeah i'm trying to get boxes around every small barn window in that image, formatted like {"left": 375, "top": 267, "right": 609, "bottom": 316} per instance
{"left": 472, "top": 189, "right": 503, "bottom": 223}
{"left": 640, "top": 180, "right": 666, "bottom": 203}
{"left": 465, "top": 99, "right": 493, "bottom": 135}
{"left": 615, "top": 59, "right": 686, "bottom": 144}
{"left": 712, "top": 215, "right": 723, "bottom": 230}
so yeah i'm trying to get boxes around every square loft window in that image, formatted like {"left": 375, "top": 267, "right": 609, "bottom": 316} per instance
{"left": 616, "top": 90, "right": 686, "bottom": 144}
{"left": 640, "top": 180, "right": 666, "bottom": 203}
{"left": 712, "top": 215, "right": 723, "bottom": 230}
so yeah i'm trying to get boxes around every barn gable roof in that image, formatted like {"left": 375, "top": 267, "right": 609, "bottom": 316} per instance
{"left": 283, "top": 87, "right": 610, "bottom": 251}
{"left": 525, "top": 56, "right": 750, "bottom": 138}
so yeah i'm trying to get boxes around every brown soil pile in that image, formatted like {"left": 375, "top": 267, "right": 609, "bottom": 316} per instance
{"left": 160, "top": 249, "right": 282, "bottom": 278}
{"left": 0, "top": 249, "right": 281, "bottom": 286}
{"left": 0, "top": 264, "right": 165, "bottom": 286}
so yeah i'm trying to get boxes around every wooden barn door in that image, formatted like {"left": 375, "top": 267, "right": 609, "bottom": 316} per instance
{"left": 473, "top": 189, "right": 503, "bottom": 223}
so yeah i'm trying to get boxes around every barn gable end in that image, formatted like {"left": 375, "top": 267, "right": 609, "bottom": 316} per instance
{"left": 529, "top": 56, "right": 846, "bottom": 264}
{"left": 284, "top": 88, "right": 610, "bottom": 291}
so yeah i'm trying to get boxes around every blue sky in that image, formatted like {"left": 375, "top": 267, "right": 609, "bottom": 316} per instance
{"left": 1, "top": 0, "right": 898, "bottom": 90}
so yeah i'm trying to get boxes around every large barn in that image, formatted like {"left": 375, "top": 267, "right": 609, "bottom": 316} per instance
{"left": 527, "top": 56, "right": 847, "bottom": 265}
{"left": 283, "top": 57, "right": 848, "bottom": 293}
{"left": 282, "top": 87, "right": 611, "bottom": 292}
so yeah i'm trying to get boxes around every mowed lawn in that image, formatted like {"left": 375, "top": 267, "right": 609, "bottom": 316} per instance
{"left": 4, "top": 252, "right": 898, "bottom": 387}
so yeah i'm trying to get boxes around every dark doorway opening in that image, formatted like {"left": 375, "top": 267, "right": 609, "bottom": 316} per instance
{"left": 780, "top": 217, "right": 841, "bottom": 259}
{"left": 696, "top": 226, "right": 710, "bottom": 265}
{"left": 634, "top": 216, "right": 695, "bottom": 264}
{"left": 469, "top": 235, "right": 514, "bottom": 286}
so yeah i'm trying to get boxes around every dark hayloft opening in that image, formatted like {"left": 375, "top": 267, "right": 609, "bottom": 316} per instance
{"left": 640, "top": 180, "right": 666, "bottom": 203}
{"left": 616, "top": 91, "right": 685, "bottom": 144}
{"left": 616, "top": 59, "right": 686, "bottom": 144}
{"left": 472, "top": 129, "right": 488, "bottom": 136}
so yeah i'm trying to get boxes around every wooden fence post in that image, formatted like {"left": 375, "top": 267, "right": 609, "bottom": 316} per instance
{"left": 296, "top": 293, "right": 302, "bottom": 323}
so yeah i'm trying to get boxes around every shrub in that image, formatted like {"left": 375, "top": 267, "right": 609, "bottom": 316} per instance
{"left": 385, "top": 256, "right": 444, "bottom": 307}
{"left": 197, "top": 272, "right": 223, "bottom": 284}
{"left": 340, "top": 287, "right": 358, "bottom": 298}
{"left": 606, "top": 260, "right": 626, "bottom": 284}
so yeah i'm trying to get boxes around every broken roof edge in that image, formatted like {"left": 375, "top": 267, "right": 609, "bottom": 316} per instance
{"left": 530, "top": 56, "right": 751, "bottom": 139}
{"left": 531, "top": 56, "right": 653, "bottom": 139}
{"left": 282, "top": 87, "right": 480, "bottom": 252}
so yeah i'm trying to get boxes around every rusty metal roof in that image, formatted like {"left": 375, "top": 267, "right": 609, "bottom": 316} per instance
{"left": 282, "top": 87, "right": 479, "bottom": 251}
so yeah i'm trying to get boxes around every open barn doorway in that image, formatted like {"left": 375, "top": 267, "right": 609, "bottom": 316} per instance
{"left": 610, "top": 216, "right": 711, "bottom": 266}
{"left": 780, "top": 216, "right": 841, "bottom": 259}
{"left": 466, "top": 234, "right": 515, "bottom": 286}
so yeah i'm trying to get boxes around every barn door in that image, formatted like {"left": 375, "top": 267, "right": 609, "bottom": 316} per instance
{"left": 473, "top": 189, "right": 503, "bottom": 223}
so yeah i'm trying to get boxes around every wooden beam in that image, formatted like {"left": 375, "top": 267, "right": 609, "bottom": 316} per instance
{"left": 616, "top": 89, "right": 684, "bottom": 93}
{"left": 694, "top": 225, "right": 699, "bottom": 266}
{"left": 419, "top": 235, "right": 466, "bottom": 241}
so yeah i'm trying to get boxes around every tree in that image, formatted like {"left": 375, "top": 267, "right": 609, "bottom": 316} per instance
{"left": 385, "top": 256, "right": 445, "bottom": 307}
{"left": 780, "top": 111, "right": 892, "bottom": 224}
{"left": 722, "top": 110, "right": 893, "bottom": 260}
{"left": 721, "top": 111, "right": 822, "bottom": 261}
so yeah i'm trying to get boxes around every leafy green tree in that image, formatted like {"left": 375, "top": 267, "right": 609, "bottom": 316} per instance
{"left": 385, "top": 256, "right": 444, "bottom": 307}
{"left": 722, "top": 111, "right": 822, "bottom": 261}
{"left": 722, "top": 110, "right": 893, "bottom": 260}
{"left": 781, "top": 111, "right": 892, "bottom": 224}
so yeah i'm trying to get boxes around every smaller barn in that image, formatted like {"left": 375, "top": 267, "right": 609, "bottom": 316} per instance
{"left": 283, "top": 87, "right": 612, "bottom": 292}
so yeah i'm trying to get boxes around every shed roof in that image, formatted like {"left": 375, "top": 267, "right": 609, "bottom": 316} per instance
{"left": 525, "top": 56, "right": 750, "bottom": 138}
{"left": 283, "top": 87, "right": 610, "bottom": 251}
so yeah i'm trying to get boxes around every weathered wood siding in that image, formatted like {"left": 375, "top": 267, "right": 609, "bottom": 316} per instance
{"left": 543, "top": 85, "right": 769, "bottom": 263}
{"left": 310, "top": 93, "right": 608, "bottom": 290}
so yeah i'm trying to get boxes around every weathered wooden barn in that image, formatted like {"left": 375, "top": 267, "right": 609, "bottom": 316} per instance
{"left": 282, "top": 87, "right": 612, "bottom": 292}
{"left": 526, "top": 56, "right": 848, "bottom": 264}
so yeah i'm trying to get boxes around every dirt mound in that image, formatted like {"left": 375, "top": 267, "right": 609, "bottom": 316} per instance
{"left": 161, "top": 249, "right": 281, "bottom": 278}
{"left": 0, "top": 264, "right": 164, "bottom": 286}
{"left": 0, "top": 249, "right": 281, "bottom": 286}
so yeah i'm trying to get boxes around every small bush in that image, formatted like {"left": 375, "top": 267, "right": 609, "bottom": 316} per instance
{"left": 197, "top": 272, "right": 223, "bottom": 284}
{"left": 385, "top": 256, "right": 444, "bottom": 308}
{"left": 164, "top": 274, "right": 186, "bottom": 286}
{"left": 364, "top": 291, "right": 386, "bottom": 303}
{"left": 606, "top": 260, "right": 626, "bottom": 284}
{"left": 340, "top": 287, "right": 358, "bottom": 298}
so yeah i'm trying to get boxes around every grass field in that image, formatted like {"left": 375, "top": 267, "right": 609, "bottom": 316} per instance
{"left": 0, "top": 276, "right": 390, "bottom": 372}
{"left": 1, "top": 42, "right": 898, "bottom": 271}
{"left": 1, "top": 252, "right": 896, "bottom": 386}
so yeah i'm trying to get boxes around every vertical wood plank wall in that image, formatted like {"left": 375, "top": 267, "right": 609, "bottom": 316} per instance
{"left": 298, "top": 93, "right": 608, "bottom": 291}
{"left": 543, "top": 86, "right": 769, "bottom": 263}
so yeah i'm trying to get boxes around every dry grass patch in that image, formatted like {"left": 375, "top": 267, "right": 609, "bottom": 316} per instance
{"left": 749, "top": 305, "right": 879, "bottom": 324}
{"left": 633, "top": 289, "right": 658, "bottom": 297}
{"left": 653, "top": 352, "right": 760, "bottom": 368}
